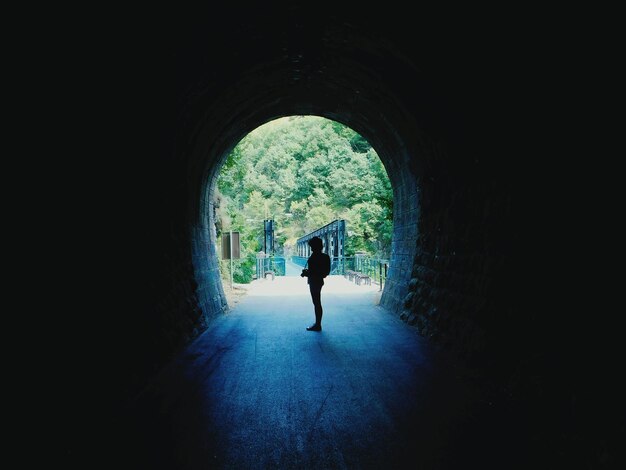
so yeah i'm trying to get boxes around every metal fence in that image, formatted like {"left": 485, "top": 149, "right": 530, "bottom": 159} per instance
{"left": 256, "top": 256, "right": 286, "bottom": 278}
{"left": 291, "top": 255, "right": 389, "bottom": 288}
{"left": 291, "top": 256, "right": 308, "bottom": 268}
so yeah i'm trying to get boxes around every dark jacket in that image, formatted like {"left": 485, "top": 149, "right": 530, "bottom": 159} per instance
{"left": 306, "top": 252, "right": 331, "bottom": 286}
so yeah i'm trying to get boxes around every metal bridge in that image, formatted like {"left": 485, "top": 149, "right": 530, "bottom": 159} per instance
{"left": 255, "top": 219, "right": 389, "bottom": 288}
{"left": 295, "top": 219, "right": 346, "bottom": 259}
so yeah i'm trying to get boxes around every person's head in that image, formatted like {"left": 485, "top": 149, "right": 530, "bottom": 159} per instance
{"left": 308, "top": 236, "right": 323, "bottom": 253}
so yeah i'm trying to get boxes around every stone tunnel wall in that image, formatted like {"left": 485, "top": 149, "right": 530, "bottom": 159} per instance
{"left": 402, "top": 173, "right": 513, "bottom": 365}
{"left": 58, "top": 8, "right": 624, "bottom": 467}
{"left": 85, "top": 8, "right": 517, "bottom": 415}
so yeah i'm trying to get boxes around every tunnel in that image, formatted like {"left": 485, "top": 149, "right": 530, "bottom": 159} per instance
{"left": 54, "top": 5, "right": 622, "bottom": 469}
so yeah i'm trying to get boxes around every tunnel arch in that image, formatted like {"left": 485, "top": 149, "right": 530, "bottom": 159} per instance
{"left": 188, "top": 84, "right": 433, "bottom": 326}
{"left": 136, "top": 10, "right": 515, "bottom": 398}
{"left": 200, "top": 112, "right": 417, "bottom": 308}
{"left": 58, "top": 9, "right": 614, "bottom": 468}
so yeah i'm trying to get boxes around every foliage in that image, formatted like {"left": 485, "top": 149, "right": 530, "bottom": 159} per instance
{"left": 216, "top": 116, "right": 393, "bottom": 282}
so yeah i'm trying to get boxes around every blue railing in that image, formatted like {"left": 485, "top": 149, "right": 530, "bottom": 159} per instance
{"left": 290, "top": 256, "right": 389, "bottom": 287}
{"left": 291, "top": 256, "right": 308, "bottom": 267}
{"left": 256, "top": 256, "right": 286, "bottom": 278}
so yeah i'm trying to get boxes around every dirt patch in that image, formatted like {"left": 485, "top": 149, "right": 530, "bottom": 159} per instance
{"left": 222, "top": 281, "right": 251, "bottom": 309}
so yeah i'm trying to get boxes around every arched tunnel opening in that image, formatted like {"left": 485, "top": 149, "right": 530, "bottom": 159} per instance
{"left": 210, "top": 115, "right": 393, "bottom": 292}
{"left": 202, "top": 116, "right": 400, "bottom": 312}
{"left": 193, "top": 106, "right": 439, "bottom": 347}
{"left": 155, "top": 56, "right": 518, "bottom": 466}
{"left": 54, "top": 7, "right": 622, "bottom": 470}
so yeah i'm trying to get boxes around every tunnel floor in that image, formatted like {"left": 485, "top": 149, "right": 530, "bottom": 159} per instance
{"left": 116, "top": 276, "right": 531, "bottom": 469}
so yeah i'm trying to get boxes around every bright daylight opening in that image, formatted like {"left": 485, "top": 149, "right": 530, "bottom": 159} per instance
{"left": 214, "top": 116, "right": 393, "bottom": 302}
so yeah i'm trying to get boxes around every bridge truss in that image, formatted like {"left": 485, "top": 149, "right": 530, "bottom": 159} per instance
{"left": 296, "top": 219, "right": 346, "bottom": 259}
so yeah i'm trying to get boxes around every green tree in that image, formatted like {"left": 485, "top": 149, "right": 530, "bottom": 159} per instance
{"left": 216, "top": 116, "right": 393, "bottom": 282}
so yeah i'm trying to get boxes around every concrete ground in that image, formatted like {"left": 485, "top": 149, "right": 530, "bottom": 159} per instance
{"left": 118, "top": 275, "right": 528, "bottom": 469}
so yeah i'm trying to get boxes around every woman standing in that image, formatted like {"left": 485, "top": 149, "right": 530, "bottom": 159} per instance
{"left": 301, "top": 236, "right": 331, "bottom": 331}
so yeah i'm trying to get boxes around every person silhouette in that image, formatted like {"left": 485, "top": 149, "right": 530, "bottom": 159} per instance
{"left": 301, "top": 236, "right": 331, "bottom": 331}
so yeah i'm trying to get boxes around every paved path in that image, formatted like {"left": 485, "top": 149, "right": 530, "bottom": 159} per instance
{"left": 121, "top": 276, "right": 522, "bottom": 469}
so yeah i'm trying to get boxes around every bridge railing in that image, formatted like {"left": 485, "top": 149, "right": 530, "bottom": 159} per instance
{"left": 291, "top": 256, "right": 308, "bottom": 267}
{"left": 256, "top": 256, "right": 286, "bottom": 278}
{"left": 290, "top": 255, "right": 389, "bottom": 288}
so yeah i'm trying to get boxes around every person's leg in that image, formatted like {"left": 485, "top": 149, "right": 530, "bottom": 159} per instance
{"left": 313, "top": 285, "right": 322, "bottom": 325}
{"left": 307, "top": 284, "right": 323, "bottom": 331}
